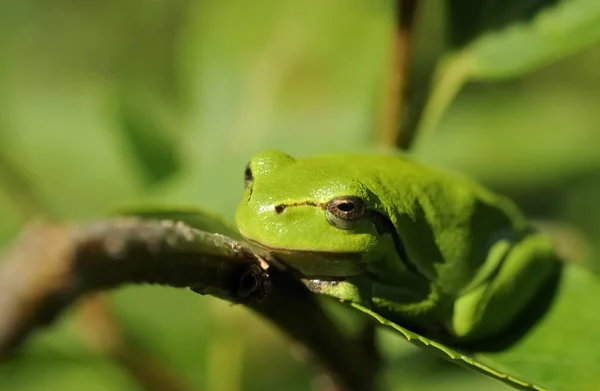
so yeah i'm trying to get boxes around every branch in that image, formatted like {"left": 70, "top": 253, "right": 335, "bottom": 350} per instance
{"left": 0, "top": 218, "right": 379, "bottom": 391}
{"left": 377, "top": 0, "right": 419, "bottom": 149}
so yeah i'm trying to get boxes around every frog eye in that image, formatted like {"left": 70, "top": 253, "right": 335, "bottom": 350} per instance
{"left": 325, "top": 196, "right": 366, "bottom": 230}
{"left": 244, "top": 163, "right": 253, "bottom": 189}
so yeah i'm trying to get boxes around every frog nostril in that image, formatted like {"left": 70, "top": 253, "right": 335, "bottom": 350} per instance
{"left": 274, "top": 205, "right": 285, "bottom": 214}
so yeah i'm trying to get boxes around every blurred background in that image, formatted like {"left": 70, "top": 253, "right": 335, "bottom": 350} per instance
{"left": 0, "top": 0, "right": 599, "bottom": 390}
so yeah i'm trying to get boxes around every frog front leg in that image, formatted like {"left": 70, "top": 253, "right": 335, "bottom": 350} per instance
{"left": 451, "top": 233, "right": 561, "bottom": 342}
{"left": 303, "top": 274, "right": 451, "bottom": 339}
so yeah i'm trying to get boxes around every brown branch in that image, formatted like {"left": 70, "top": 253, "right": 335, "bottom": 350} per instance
{"left": 0, "top": 218, "right": 379, "bottom": 391}
{"left": 377, "top": 0, "right": 419, "bottom": 149}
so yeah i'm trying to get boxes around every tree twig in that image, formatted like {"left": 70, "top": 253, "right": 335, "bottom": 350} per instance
{"left": 0, "top": 217, "right": 379, "bottom": 391}
{"left": 377, "top": 0, "right": 419, "bottom": 149}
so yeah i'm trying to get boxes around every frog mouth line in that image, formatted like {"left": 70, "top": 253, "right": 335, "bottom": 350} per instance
{"left": 242, "top": 237, "right": 364, "bottom": 260}
{"left": 241, "top": 237, "right": 367, "bottom": 279}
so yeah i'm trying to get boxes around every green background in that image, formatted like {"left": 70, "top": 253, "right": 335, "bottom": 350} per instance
{"left": 0, "top": 1, "right": 599, "bottom": 390}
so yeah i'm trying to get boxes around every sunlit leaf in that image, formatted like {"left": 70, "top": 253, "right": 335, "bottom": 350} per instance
{"left": 413, "top": 0, "right": 600, "bottom": 149}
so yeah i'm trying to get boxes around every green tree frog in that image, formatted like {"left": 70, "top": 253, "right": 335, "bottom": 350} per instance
{"left": 235, "top": 150, "right": 561, "bottom": 344}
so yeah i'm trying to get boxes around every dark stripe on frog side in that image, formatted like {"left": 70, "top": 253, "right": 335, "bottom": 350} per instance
{"left": 366, "top": 210, "right": 426, "bottom": 280}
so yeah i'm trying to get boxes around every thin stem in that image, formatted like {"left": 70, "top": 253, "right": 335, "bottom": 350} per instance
{"left": 377, "top": 0, "right": 419, "bottom": 149}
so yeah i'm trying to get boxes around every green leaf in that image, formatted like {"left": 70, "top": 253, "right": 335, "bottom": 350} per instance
{"left": 476, "top": 264, "right": 600, "bottom": 391}
{"left": 335, "top": 264, "right": 600, "bottom": 391}
{"left": 351, "top": 304, "right": 543, "bottom": 391}
{"left": 467, "top": 0, "right": 600, "bottom": 80}
{"left": 445, "top": 0, "right": 559, "bottom": 48}
{"left": 413, "top": 0, "right": 600, "bottom": 149}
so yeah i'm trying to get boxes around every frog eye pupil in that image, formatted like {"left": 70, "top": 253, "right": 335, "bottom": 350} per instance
{"left": 337, "top": 202, "right": 354, "bottom": 212}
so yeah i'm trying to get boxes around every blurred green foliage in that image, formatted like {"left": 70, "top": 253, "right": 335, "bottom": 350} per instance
{"left": 0, "top": 0, "right": 599, "bottom": 390}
